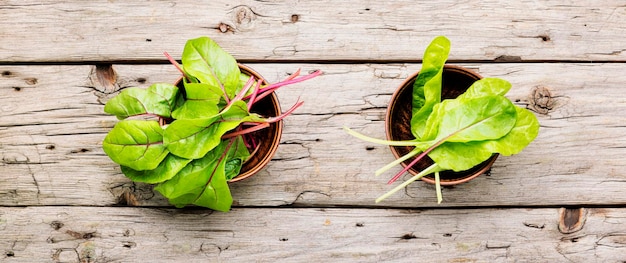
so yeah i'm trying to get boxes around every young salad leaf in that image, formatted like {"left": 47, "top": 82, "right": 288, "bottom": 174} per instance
{"left": 154, "top": 140, "right": 234, "bottom": 211}
{"left": 104, "top": 83, "right": 179, "bottom": 119}
{"left": 182, "top": 36, "right": 241, "bottom": 99}
{"left": 411, "top": 36, "right": 450, "bottom": 139}
{"left": 457, "top": 77, "right": 512, "bottom": 100}
{"left": 428, "top": 95, "right": 517, "bottom": 143}
{"left": 120, "top": 154, "right": 192, "bottom": 184}
{"left": 102, "top": 120, "right": 169, "bottom": 171}
{"left": 224, "top": 136, "right": 251, "bottom": 180}
{"left": 171, "top": 82, "right": 223, "bottom": 119}
{"left": 164, "top": 100, "right": 262, "bottom": 159}
{"left": 482, "top": 106, "right": 540, "bottom": 156}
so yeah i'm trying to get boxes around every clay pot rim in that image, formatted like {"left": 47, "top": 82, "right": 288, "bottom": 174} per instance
{"left": 229, "top": 64, "right": 283, "bottom": 183}
{"left": 384, "top": 65, "right": 498, "bottom": 186}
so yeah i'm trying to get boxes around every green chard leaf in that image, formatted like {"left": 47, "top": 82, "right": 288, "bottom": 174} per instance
{"left": 182, "top": 37, "right": 241, "bottom": 100}
{"left": 431, "top": 95, "right": 518, "bottom": 143}
{"left": 102, "top": 120, "right": 168, "bottom": 171}
{"left": 104, "top": 83, "right": 179, "bottom": 119}
{"left": 154, "top": 140, "right": 234, "bottom": 211}
{"left": 427, "top": 107, "right": 539, "bottom": 170}
{"left": 482, "top": 106, "right": 540, "bottom": 156}
{"left": 171, "top": 82, "right": 223, "bottom": 119}
{"left": 411, "top": 95, "right": 518, "bottom": 172}
{"left": 164, "top": 100, "right": 255, "bottom": 159}
{"left": 457, "top": 78, "right": 512, "bottom": 100}
{"left": 120, "top": 154, "right": 192, "bottom": 184}
{"left": 411, "top": 36, "right": 450, "bottom": 139}
{"left": 224, "top": 136, "right": 251, "bottom": 180}
{"left": 428, "top": 141, "right": 494, "bottom": 172}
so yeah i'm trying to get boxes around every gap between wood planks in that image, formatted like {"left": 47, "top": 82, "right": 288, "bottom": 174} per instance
{"left": 1, "top": 58, "right": 626, "bottom": 65}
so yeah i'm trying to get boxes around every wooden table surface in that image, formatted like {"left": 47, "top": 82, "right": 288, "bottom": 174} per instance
{"left": 2, "top": 1, "right": 626, "bottom": 262}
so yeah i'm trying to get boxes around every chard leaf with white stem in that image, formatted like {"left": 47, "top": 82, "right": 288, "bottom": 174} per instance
{"left": 411, "top": 36, "right": 450, "bottom": 139}
{"left": 428, "top": 95, "right": 517, "bottom": 143}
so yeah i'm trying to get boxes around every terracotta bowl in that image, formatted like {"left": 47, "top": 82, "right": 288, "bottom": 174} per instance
{"left": 385, "top": 65, "right": 497, "bottom": 186}
{"left": 172, "top": 64, "right": 282, "bottom": 183}
{"left": 229, "top": 64, "right": 283, "bottom": 182}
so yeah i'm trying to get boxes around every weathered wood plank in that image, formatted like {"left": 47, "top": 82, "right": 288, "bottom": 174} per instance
{"left": 1, "top": 63, "right": 626, "bottom": 207}
{"left": 0, "top": 207, "right": 624, "bottom": 262}
{"left": 1, "top": 1, "right": 625, "bottom": 62}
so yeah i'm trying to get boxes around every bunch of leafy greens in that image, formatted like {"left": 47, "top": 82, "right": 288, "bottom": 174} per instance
{"left": 102, "top": 36, "right": 320, "bottom": 211}
{"left": 345, "top": 36, "right": 539, "bottom": 204}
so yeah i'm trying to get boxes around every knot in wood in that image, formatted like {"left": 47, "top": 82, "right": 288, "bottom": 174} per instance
{"left": 558, "top": 208, "right": 586, "bottom": 234}
{"left": 529, "top": 86, "right": 555, "bottom": 114}
{"left": 89, "top": 64, "right": 120, "bottom": 94}
{"left": 227, "top": 5, "right": 257, "bottom": 31}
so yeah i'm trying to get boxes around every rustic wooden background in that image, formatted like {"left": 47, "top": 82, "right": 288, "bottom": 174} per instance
{"left": 1, "top": 1, "right": 626, "bottom": 262}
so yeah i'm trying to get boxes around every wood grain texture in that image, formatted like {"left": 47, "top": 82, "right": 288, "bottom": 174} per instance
{"left": 1, "top": 207, "right": 625, "bottom": 262}
{"left": 0, "top": 0, "right": 625, "bottom": 62}
{"left": 1, "top": 63, "right": 625, "bottom": 207}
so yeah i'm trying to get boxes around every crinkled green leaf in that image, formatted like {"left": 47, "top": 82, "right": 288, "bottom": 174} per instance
{"left": 154, "top": 141, "right": 233, "bottom": 211}
{"left": 411, "top": 36, "right": 450, "bottom": 139}
{"left": 432, "top": 95, "right": 518, "bottom": 143}
{"left": 457, "top": 78, "right": 512, "bottom": 100}
{"left": 102, "top": 120, "right": 168, "bottom": 171}
{"left": 428, "top": 141, "right": 494, "bottom": 172}
{"left": 164, "top": 100, "right": 253, "bottom": 159}
{"left": 182, "top": 36, "right": 241, "bottom": 99}
{"left": 407, "top": 95, "right": 518, "bottom": 172}
{"left": 120, "top": 154, "right": 192, "bottom": 184}
{"left": 104, "top": 83, "right": 179, "bottom": 119}
{"left": 483, "top": 106, "right": 540, "bottom": 156}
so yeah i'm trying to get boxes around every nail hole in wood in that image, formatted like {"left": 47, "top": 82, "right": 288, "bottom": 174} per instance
{"left": 291, "top": 14, "right": 299, "bottom": 23}
{"left": 71, "top": 148, "right": 90, "bottom": 153}
{"left": 401, "top": 233, "right": 417, "bottom": 240}
{"left": 2, "top": 71, "right": 11, "bottom": 77}
{"left": 24, "top": 78, "right": 38, "bottom": 85}
{"left": 50, "top": 221, "right": 64, "bottom": 230}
